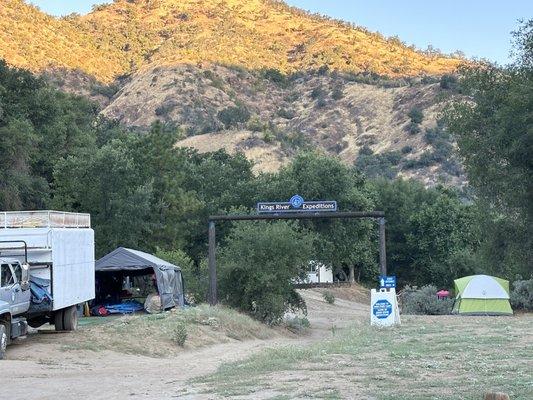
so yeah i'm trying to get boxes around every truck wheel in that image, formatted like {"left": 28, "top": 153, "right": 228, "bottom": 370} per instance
{"left": 0, "top": 324, "right": 7, "bottom": 360}
{"left": 62, "top": 306, "right": 78, "bottom": 331}
{"left": 54, "top": 310, "right": 64, "bottom": 331}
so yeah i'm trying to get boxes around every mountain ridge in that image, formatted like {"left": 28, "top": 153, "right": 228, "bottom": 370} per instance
{"left": 1, "top": 0, "right": 463, "bottom": 82}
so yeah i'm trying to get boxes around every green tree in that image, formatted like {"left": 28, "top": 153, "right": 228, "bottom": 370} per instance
{"left": 0, "top": 60, "right": 97, "bottom": 209}
{"left": 0, "top": 119, "right": 48, "bottom": 209}
{"left": 261, "top": 152, "right": 378, "bottom": 283}
{"left": 374, "top": 179, "right": 480, "bottom": 288}
{"left": 53, "top": 136, "right": 153, "bottom": 256}
{"left": 218, "top": 221, "right": 316, "bottom": 324}
{"left": 445, "top": 21, "right": 532, "bottom": 220}
{"left": 180, "top": 150, "right": 257, "bottom": 261}
{"left": 445, "top": 20, "right": 532, "bottom": 279}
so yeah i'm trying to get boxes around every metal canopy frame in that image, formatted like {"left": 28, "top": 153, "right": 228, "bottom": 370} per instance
{"left": 207, "top": 211, "right": 387, "bottom": 305}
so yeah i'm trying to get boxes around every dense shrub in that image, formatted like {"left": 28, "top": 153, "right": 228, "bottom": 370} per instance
{"left": 285, "top": 316, "right": 310, "bottom": 333}
{"left": 284, "top": 92, "right": 300, "bottom": 103}
{"left": 91, "top": 83, "right": 119, "bottom": 99}
{"left": 439, "top": 74, "right": 459, "bottom": 90}
{"left": 155, "top": 101, "right": 177, "bottom": 117}
{"left": 316, "top": 98, "right": 327, "bottom": 108}
{"left": 311, "top": 86, "right": 326, "bottom": 100}
{"left": 202, "top": 70, "right": 225, "bottom": 90}
{"left": 331, "top": 87, "right": 344, "bottom": 100}
{"left": 317, "top": 65, "right": 330, "bottom": 76}
{"left": 408, "top": 107, "right": 424, "bottom": 124}
{"left": 442, "top": 159, "right": 463, "bottom": 176}
{"left": 278, "top": 131, "right": 307, "bottom": 151}
{"left": 355, "top": 150, "right": 402, "bottom": 179}
{"left": 172, "top": 322, "right": 187, "bottom": 346}
{"left": 262, "top": 130, "right": 275, "bottom": 143}
{"left": 217, "top": 104, "right": 251, "bottom": 128}
{"left": 401, "top": 285, "right": 454, "bottom": 315}
{"left": 406, "top": 122, "right": 421, "bottom": 135}
{"left": 277, "top": 107, "right": 296, "bottom": 119}
{"left": 218, "top": 221, "right": 316, "bottom": 324}
{"left": 246, "top": 115, "right": 268, "bottom": 132}
{"left": 510, "top": 279, "right": 533, "bottom": 310}
{"left": 359, "top": 145, "right": 374, "bottom": 156}
{"left": 262, "top": 68, "right": 288, "bottom": 86}
{"left": 417, "top": 151, "right": 442, "bottom": 166}
{"left": 322, "top": 291, "right": 335, "bottom": 304}
{"left": 401, "top": 145, "right": 413, "bottom": 154}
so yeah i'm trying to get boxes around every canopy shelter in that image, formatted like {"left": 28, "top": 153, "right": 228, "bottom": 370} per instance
{"left": 452, "top": 275, "right": 512, "bottom": 316}
{"left": 95, "top": 247, "right": 184, "bottom": 310}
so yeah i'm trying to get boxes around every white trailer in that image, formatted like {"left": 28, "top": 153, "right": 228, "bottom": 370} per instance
{"left": 0, "top": 211, "right": 94, "bottom": 331}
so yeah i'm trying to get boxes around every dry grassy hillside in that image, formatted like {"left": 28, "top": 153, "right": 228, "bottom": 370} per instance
{"left": 2, "top": 0, "right": 462, "bottom": 82}
{"left": 101, "top": 64, "right": 464, "bottom": 186}
{"left": 0, "top": 0, "right": 125, "bottom": 81}
{"left": 1, "top": 0, "right": 466, "bottom": 186}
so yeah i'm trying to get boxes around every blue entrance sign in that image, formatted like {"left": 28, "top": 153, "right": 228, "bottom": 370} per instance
{"left": 373, "top": 299, "right": 393, "bottom": 319}
{"left": 379, "top": 275, "right": 396, "bottom": 289}
{"left": 257, "top": 195, "right": 337, "bottom": 214}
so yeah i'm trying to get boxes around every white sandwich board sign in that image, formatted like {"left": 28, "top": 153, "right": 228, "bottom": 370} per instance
{"left": 370, "top": 288, "right": 401, "bottom": 326}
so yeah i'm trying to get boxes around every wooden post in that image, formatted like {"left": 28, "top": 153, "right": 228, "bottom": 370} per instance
{"left": 208, "top": 220, "right": 217, "bottom": 306}
{"left": 378, "top": 217, "right": 387, "bottom": 276}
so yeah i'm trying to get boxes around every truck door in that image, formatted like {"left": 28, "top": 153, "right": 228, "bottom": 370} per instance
{"left": 0, "top": 263, "right": 28, "bottom": 316}
{"left": 11, "top": 262, "right": 31, "bottom": 314}
{"left": 0, "top": 263, "right": 15, "bottom": 312}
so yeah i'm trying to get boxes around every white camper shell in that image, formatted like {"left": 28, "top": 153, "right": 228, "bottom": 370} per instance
{"left": 0, "top": 211, "right": 95, "bottom": 311}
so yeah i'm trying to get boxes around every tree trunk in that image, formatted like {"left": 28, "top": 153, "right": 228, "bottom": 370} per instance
{"left": 348, "top": 265, "right": 355, "bottom": 283}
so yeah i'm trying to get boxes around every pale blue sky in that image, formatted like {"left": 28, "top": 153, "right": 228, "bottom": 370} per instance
{"left": 29, "top": 0, "right": 533, "bottom": 65}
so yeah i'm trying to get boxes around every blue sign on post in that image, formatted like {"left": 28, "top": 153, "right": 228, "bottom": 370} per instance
{"left": 373, "top": 299, "right": 393, "bottom": 319}
{"left": 257, "top": 195, "right": 337, "bottom": 214}
{"left": 379, "top": 275, "right": 396, "bottom": 289}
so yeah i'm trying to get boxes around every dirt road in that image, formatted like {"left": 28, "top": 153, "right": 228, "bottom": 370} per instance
{"left": 1, "top": 288, "right": 369, "bottom": 400}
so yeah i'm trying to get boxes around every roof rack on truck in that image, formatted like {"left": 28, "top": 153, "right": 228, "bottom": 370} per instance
{"left": 0, "top": 211, "right": 90, "bottom": 229}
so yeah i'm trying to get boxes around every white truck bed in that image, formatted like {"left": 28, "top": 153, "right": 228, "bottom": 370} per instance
{"left": 0, "top": 211, "right": 95, "bottom": 311}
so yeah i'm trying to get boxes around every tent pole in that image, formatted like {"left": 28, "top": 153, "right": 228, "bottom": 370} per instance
{"left": 208, "top": 220, "right": 217, "bottom": 306}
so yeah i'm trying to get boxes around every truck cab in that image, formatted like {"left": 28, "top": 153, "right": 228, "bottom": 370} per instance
{"left": 0, "top": 258, "right": 31, "bottom": 359}
{"left": 0, "top": 210, "right": 95, "bottom": 360}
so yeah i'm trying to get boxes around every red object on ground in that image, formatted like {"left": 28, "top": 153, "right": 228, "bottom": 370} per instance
{"left": 437, "top": 290, "right": 450, "bottom": 299}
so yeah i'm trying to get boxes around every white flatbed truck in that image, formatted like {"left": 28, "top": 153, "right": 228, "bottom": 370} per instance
{"left": 0, "top": 211, "right": 95, "bottom": 359}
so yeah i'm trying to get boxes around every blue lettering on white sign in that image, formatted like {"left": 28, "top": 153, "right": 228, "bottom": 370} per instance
{"left": 373, "top": 299, "right": 393, "bottom": 319}
{"left": 379, "top": 275, "right": 396, "bottom": 289}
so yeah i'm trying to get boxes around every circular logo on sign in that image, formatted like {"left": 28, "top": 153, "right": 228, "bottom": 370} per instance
{"left": 290, "top": 195, "right": 304, "bottom": 208}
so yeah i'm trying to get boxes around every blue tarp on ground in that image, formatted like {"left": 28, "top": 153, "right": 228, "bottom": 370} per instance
{"left": 104, "top": 300, "right": 144, "bottom": 314}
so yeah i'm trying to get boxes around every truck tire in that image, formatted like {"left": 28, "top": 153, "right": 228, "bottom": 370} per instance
{"left": 54, "top": 310, "right": 64, "bottom": 331}
{"left": 62, "top": 305, "right": 78, "bottom": 331}
{"left": 0, "top": 324, "right": 7, "bottom": 360}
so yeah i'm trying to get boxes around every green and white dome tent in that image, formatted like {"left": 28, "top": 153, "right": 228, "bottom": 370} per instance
{"left": 452, "top": 275, "right": 513, "bottom": 315}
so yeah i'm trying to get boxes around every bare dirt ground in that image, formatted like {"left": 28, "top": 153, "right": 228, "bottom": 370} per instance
{"left": 1, "top": 287, "right": 367, "bottom": 400}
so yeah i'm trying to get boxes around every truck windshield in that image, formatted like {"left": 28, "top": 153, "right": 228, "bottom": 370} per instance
{"left": 12, "top": 263, "right": 22, "bottom": 283}
{"left": 1, "top": 264, "right": 14, "bottom": 287}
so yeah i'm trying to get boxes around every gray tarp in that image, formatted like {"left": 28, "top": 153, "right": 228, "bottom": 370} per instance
{"left": 95, "top": 247, "right": 184, "bottom": 309}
